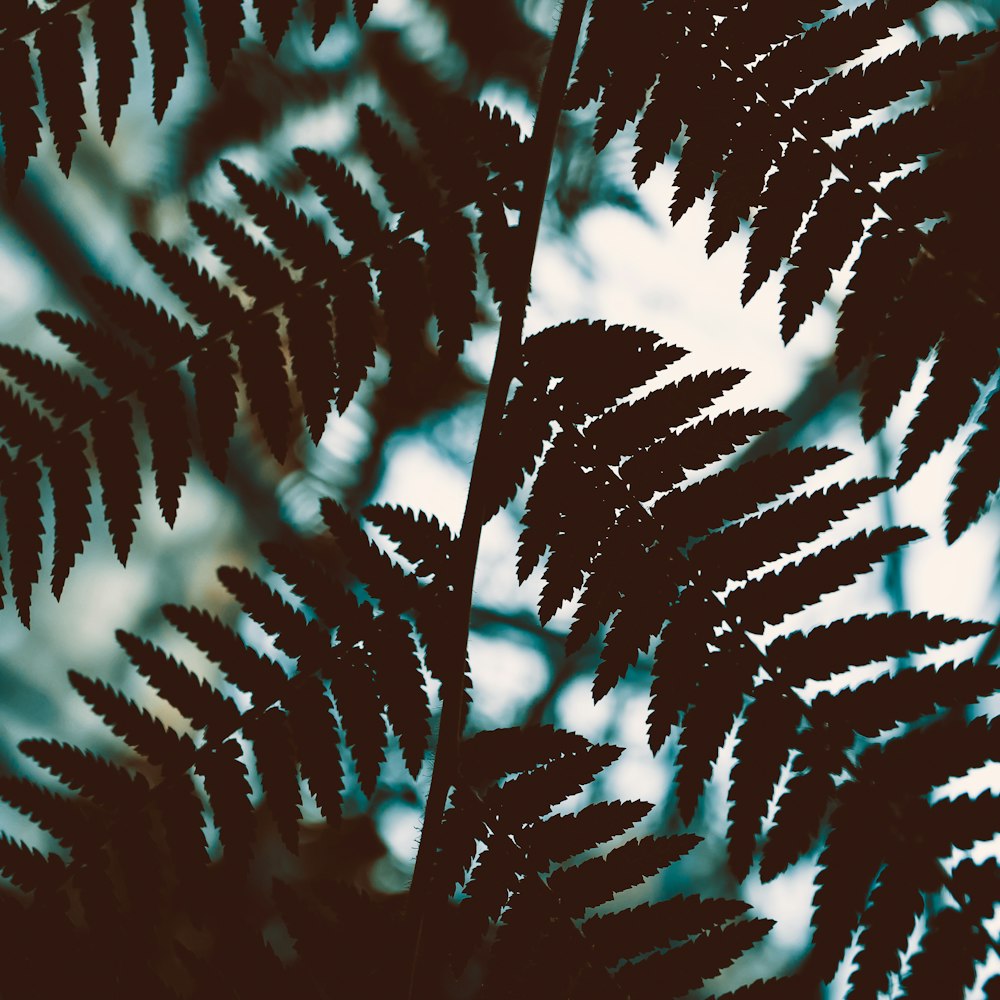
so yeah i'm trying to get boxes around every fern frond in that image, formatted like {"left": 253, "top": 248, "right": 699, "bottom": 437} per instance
{"left": 233, "top": 313, "right": 293, "bottom": 462}
{"left": 0, "top": 834, "right": 67, "bottom": 893}
{"left": 284, "top": 674, "right": 345, "bottom": 824}
{"left": 139, "top": 370, "right": 192, "bottom": 525}
{"left": 439, "top": 725, "right": 769, "bottom": 994}
{"left": 68, "top": 670, "right": 194, "bottom": 768}
{"left": 216, "top": 565, "right": 332, "bottom": 671}
{"left": 0, "top": 39, "right": 42, "bottom": 194}
{"left": 144, "top": 0, "right": 187, "bottom": 122}
{"left": 35, "top": 11, "right": 86, "bottom": 176}
{"left": 619, "top": 408, "right": 787, "bottom": 498}
{"left": 674, "top": 638, "right": 754, "bottom": 824}
{"left": 116, "top": 629, "right": 242, "bottom": 736}
{"left": 258, "top": 538, "right": 359, "bottom": 628}
{"left": 188, "top": 201, "right": 293, "bottom": 301}
{"left": 197, "top": 0, "right": 244, "bottom": 88}
{"left": 614, "top": 916, "right": 775, "bottom": 997}
{"left": 90, "top": 0, "right": 136, "bottom": 144}
{"left": 369, "top": 611, "right": 430, "bottom": 776}
{"left": 847, "top": 853, "right": 931, "bottom": 998}
{"left": 358, "top": 104, "right": 440, "bottom": 232}
{"left": 199, "top": 738, "right": 255, "bottom": 871}
{"left": 487, "top": 742, "right": 622, "bottom": 828}
{"left": 363, "top": 504, "right": 456, "bottom": 579}
{"left": 688, "top": 476, "right": 892, "bottom": 591}
{"left": 162, "top": 603, "right": 288, "bottom": 704}
{"left": 2, "top": 452, "right": 43, "bottom": 626}
{"left": 759, "top": 752, "right": 837, "bottom": 885}
{"left": 480, "top": 379, "right": 556, "bottom": 520}
{"left": 0, "top": 777, "right": 95, "bottom": 851}
{"left": 653, "top": 445, "right": 849, "bottom": 545}
{"left": 1, "top": 0, "right": 391, "bottom": 190}
{"left": 220, "top": 159, "right": 335, "bottom": 279}
{"left": 727, "top": 526, "right": 925, "bottom": 635}
{"left": 187, "top": 337, "right": 240, "bottom": 480}
{"left": 903, "top": 870, "right": 997, "bottom": 998}
{"left": 0, "top": 345, "right": 97, "bottom": 422}
{"left": 0, "top": 81, "right": 530, "bottom": 615}
{"left": 897, "top": 325, "right": 998, "bottom": 484}
{"left": 742, "top": 142, "right": 830, "bottom": 305}
{"left": 85, "top": 278, "right": 198, "bottom": 362}
{"left": 460, "top": 725, "right": 590, "bottom": 786}
{"left": 767, "top": 613, "right": 991, "bottom": 687}
{"left": 834, "top": 220, "right": 920, "bottom": 379}
{"left": 320, "top": 498, "right": 423, "bottom": 612}
{"left": 587, "top": 367, "right": 745, "bottom": 460}
{"left": 375, "top": 238, "right": 432, "bottom": 373}
{"left": 805, "top": 783, "right": 887, "bottom": 984}
{"left": 35, "top": 311, "right": 146, "bottom": 390}
{"left": 427, "top": 211, "right": 478, "bottom": 363}
{"left": 218, "top": 561, "right": 391, "bottom": 795}
{"left": 545, "top": 832, "right": 701, "bottom": 918}
{"left": 253, "top": 0, "right": 296, "bottom": 55}
{"left": 245, "top": 707, "right": 301, "bottom": 851}
{"left": 354, "top": 0, "right": 376, "bottom": 28}
{"left": 293, "top": 147, "right": 385, "bottom": 254}
{"left": 524, "top": 799, "right": 652, "bottom": 867}
{"left": 18, "top": 739, "right": 148, "bottom": 805}
{"left": 727, "top": 685, "right": 801, "bottom": 881}
{"left": 330, "top": 261, "right": 379, "bottom": 412}
{"left": 576, "top": 0, "right": 1000, "bottom": 517}
{"left": 507, "top": 312, "right": 998, "bottom": 996}
{"left": 476, "top": 190, "right": 519, "bottom": 315}
{"left": 156, "top": 768, "right": 210, "bottom": 878}
{"left": 946, "top": 387, "right": 1000, "bottom": 542}
{"left": 904, "top": 860, "right": 997, "bottom": 998}
{"left": 866, "top": 712, "right": 1000, "bottom": 794}
{"left": 283, "top": 284, "right": 337, "bottom": 443}
{"left": 583, "top": 895, "right": 751, "bottom": 964}
{"left": 779, "top": 180, "right": 872, "bottom": 343}
{"left": 91, "top": 399, "right": 141, "bottom": 564}
{"left": 313, "top": 0, "right": 346, "bottom": 46}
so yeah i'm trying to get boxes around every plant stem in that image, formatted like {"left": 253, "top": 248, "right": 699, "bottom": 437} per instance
{"left": 405, "top": 0, "right": 589, "bottom": 990}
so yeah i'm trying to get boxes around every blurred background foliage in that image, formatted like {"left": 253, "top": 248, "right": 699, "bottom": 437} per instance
{"left": 1, "top": 0, "right": 999, "bottom": 994}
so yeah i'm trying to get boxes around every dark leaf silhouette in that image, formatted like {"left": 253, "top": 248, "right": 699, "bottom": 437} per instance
{"left": 245, "top": 707, "right": 301, "bottom": 852}
{"left": 35, "top": 11, "right": 86, "bottom": 175}
{"left": 139, "top": 371, "right": 191, "bottom": 526}
{"left": 294, "top": 147, "right": 384, "bottom": 255}
{"left": 48, "top": 431, "right": 92, "bottom": 600}
{"left": 0, "top": 3, "right": 996, "bottom": 996}
{"left": 285, "top": 285, "right": 338, "bottom": 443}
{"left": 188, "top": 337, "right": 240, "bottom": 480}
{"left": 91, "top": 0, "right": 137, "bottom": 144}
{"left": 221, "top": 159, "right": 334, "bottom": 280}
{"left": 145, "top": 0, "right": 188, "bottom": 122}
{"left": 235, "top": 313, "right": 293, "bottom": 462}
{"left": 313, "top": 0, "right": 346, "bottom": 46}
{"left": 91, "top": 399, "right": 141, "bottom": 564}
{"left": 947, "top": 388, "right": 1000, "bottom": 541}
{"left": 198, "top": 0, "right": 245, "bottom": 88}
{"left": 0, "top": 39, "right": 42, "bottom": 193}
{"left": 253, "top": 0, "right": 296, "bottom": 55}
{"left": 3, "top": 457, "right": 42, "bottom": 627}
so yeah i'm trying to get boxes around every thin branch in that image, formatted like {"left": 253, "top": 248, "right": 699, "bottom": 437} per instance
{"left": 404, "top": 0, "right": 590, "bottom": 992}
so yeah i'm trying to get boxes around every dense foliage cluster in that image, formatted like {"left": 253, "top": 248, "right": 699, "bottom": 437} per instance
{"left": 0, "top": 0, "right": 997, "bottom": 996}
